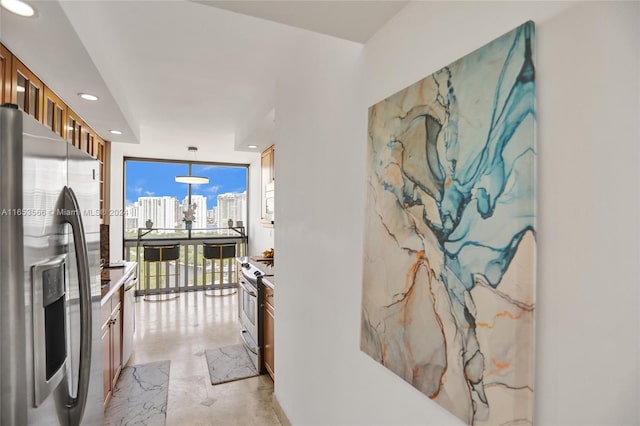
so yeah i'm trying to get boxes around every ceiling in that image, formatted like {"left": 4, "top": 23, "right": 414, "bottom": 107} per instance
{"left": 194, "top": 1, "right": 408, "bottom": 44}
{"left": 0, "top": 0, "right": 406, "bottom": 154}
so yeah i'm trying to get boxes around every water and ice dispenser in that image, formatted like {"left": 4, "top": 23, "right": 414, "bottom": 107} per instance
{"left": 32, "top": 256, "right": 68, "bottom": 406}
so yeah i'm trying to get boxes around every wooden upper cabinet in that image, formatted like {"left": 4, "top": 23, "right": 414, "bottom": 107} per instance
{"left": 66, "top": 110, "right": 83, "bottom": 149}
{"left": 43, "top": 86, "right": 67, "bottom": 139}
{"left": 3, "top": 44, "right": 110, "bottom": 226}
{"left": 261, "top": 145, "right": 275, "bottom": 183}
{"left": 261, "top": 145, "right": 275, "bottom": 225}
{"left": 1, "top": 44, "right": 13, "bottom": 104}
{"left": 11, "top": 57, "right": 44, "bottom": 121}
{"left": 96, "top": 138, "right": 107, "bottom": 222}
{"left": 86, "top": 129, "right": 96, "bottom": 158}
{"left": 80, "top": 125, "right": 89, "bottom": 154}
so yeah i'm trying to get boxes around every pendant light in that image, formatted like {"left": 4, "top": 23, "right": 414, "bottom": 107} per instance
{"left": 175, "top": 147, "right": 209, "bottom": 184}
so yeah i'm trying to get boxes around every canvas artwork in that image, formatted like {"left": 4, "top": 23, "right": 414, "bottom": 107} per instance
{"left": 361, "top": 22, "right": 536, "bottom": 425}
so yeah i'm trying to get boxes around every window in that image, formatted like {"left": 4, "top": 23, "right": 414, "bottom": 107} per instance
{"left": 123, "top": 159, "right": 248, "bottom": 239}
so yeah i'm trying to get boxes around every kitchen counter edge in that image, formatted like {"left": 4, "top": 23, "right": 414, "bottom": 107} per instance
{"left": 261, "top": 276, "right": 275, "bottom": 289}
{"left": 101, "top": 261, "right": 137, "bottom": 304}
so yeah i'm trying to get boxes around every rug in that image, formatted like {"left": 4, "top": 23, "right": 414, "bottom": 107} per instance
{"left": 104, "top": 360, "right": 170, "bottom": 425}
{"left": 205, "top": 344, "right": 259, "bottom": 385}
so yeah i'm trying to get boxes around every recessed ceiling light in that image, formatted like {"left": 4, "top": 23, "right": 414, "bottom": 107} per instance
{"left": 1, "top": 0, "right": 35, "bottom": 17}
{"left": 109, "top": 130, "right": 123, "bottom": 135}
{"left": 78, "top": 93, "right": 99, "bottom": 101}
{"left": 247, "top": 145, "right": 258, "bottom": 149}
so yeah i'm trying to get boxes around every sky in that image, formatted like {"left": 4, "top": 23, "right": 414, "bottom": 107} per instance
{"left": 125, "top": 161, "right": 247, "bottom": 210}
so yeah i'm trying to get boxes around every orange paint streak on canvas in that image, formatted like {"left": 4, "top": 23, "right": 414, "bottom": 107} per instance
{"left": 476, "top": 309, "right": 527, "bottom": 329}
{"left": 492, "top": 360, "right": 511, "bottom": 370}
{"left": 485, "top": 359, "right": 512, "bottom": 379}
{"left": 386, "top": 165, "right": 403, "bottom": 186}
{"left": 444, "top": 176, "right": 453, "bottom": 189}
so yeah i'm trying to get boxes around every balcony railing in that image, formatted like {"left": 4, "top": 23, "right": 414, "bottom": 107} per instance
{"left": 123, "top": 227, "right": 247, "bottom": 296}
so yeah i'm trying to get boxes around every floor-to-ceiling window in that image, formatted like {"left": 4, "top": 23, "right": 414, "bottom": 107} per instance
{"left": 123, "top": 159, "right": 248, "bottom": 237}
{"left": 122, "top": 158, "right": 248, "bottom": 293}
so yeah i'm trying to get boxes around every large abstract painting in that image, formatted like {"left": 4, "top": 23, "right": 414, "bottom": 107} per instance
{"left": 361, "top": 22, "right": 536, "bottom": 425}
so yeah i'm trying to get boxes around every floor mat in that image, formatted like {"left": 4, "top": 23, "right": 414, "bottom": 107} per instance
{"left": 104, "top": 360, "right": 170, "bottom": 425}
{"left": 205, "top": 344, "right": 259, "bottom": 385}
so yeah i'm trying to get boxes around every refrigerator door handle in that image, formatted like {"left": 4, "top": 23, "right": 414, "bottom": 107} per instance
{"left": 60, "top": 186, "right": 92, "bottom": 425}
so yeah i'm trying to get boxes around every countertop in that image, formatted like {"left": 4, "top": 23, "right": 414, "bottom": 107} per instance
{"left": 101, "top": 261, "right": 137, "bottom": 304}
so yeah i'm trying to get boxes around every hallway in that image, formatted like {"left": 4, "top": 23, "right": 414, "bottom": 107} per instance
{"left": 128, "top": 290, "right": 281, "bottom": 425}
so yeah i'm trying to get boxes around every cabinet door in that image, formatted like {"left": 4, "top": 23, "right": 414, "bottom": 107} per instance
{"left": 261, "top": 146, "right": 274, "bottom": 182}
{"left": 11, "top": 58, "right": 44, "bottom": 121}
{"left": 111, "top": 306, "right": 122, "bottom": 390}
{"left": 1, "top": 44, "right": 13, "bottom": 104}
{"left": 96, "top": 138, "right": 107, "bottom": 223}
{"left": 79, "top": 124, "right": 88, "bottom": 153}
{"left": 101, "top": 322, "right": 111, "bottom": 405}
{"left": 43, "top": 86, "right": 67, "bottom": 139}
{"left": 111, "top": 306, "right": 122, "bottom": 389}
{"left": 261, "top": 145, "right": 275, "bottom": 225}
{"left": 66, "top": 110, "right": 83, "bottom": 148}
{"left": 263, "top": 300, "right": 275, "bottom": 380}
{"left": 84, "top": 127, "right": 95, "bottom": 157}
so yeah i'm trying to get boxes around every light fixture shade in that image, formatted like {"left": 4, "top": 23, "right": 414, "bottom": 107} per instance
{"left": 175, "top": 175, "right": 209, "bottom": 184}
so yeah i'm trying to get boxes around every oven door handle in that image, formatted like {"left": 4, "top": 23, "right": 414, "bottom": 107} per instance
{"left": 239, "top": 279, "right": 257, "bottom": 298}
{"left": 240, "top": 329, "right": 259, "bottom": 355}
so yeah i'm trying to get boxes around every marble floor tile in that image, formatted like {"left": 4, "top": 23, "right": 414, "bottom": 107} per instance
{"left": 128, "top": 290, "right": 280, "bottom": 426}
{"left": 105, "top": 360, "right": 170, "bottom": 425}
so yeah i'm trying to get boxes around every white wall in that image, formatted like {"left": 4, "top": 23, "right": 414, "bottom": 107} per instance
{"left": 274, "top": 1, "right": 639, "bottom": 425}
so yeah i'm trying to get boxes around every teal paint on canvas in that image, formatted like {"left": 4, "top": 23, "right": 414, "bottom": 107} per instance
{"left": 361, "top": 22, "right": 536, "bottom": 425}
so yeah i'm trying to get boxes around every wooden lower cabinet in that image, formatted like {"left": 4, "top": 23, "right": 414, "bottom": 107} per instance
{"left": 102, "top": 288, "right": 123, "bottom": 409}
{"left": 101, "top": 325, "right": 110, "bottom": 406}
{"left": 111, "top": 308, "right": 122, "bottom": 389}
{"left": 263, "top": 285, "right": 275, "bottom": 380}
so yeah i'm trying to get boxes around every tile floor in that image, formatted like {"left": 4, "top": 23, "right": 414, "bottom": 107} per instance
{"left": 126, "top": 290, "right": 281, "bottom": 426}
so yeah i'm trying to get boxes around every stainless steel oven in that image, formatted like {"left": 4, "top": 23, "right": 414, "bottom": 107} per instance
{"left": 239, "top": 263, "right": 262, "bottom": 371}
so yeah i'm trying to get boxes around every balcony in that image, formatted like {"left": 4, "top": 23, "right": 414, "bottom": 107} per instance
{"left": 123, "top": 227, "right": 247, "bottom": 296}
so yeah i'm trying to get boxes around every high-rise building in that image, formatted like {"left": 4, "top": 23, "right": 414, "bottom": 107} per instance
{"left": 217, "top": 192, "right": 247, "bottom": 226}
{"left": 181, "top": 195, "right": 207, "bottom": 229}
{"left": 125, "top": 202, "right": 140, "bottom": 230}
{"left": 207, "top": 207, "right": 218, "bottom": 227}
{"left": 125, "top": 193, "right": 246, "bottom": 232}
{"left": 138, "top": 196, "right": 179, "bottom": 231}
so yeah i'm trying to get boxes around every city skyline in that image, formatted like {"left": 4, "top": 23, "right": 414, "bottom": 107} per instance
{"left": 125, "top": 191, "right": 246, "bottom": 231}
{"left": 125, "top": 161, "right": 247, "bottom": 210}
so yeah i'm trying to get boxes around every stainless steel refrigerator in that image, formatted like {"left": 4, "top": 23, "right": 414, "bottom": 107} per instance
{"left": 0, "top": 105, "right": 103, "bottom": 425}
